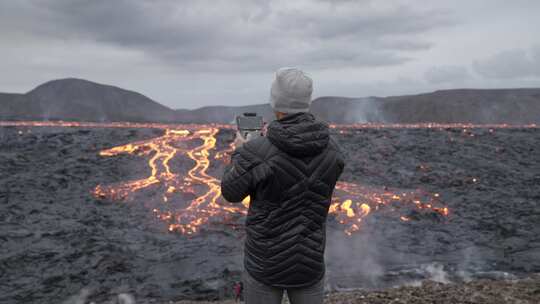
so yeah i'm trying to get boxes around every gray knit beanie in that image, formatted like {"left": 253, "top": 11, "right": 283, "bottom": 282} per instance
{"left": 270, "top": 67, "right": 313, "bottom": 113}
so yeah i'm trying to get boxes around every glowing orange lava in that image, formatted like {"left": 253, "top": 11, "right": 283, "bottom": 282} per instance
{"left": 90, "top": 125, "right": 451, "bottom": 236}
{"left": 94, "top": 127, "right": 246, "bottom": 235}
{"left": 1, "top": 120, "right": 501, "bottom": 236}
{"left": 327, "top": 182, "right": 449, "bottom": 235}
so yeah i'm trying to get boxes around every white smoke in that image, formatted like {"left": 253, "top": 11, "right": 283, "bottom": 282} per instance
{"left": 423, "top": 262, "right": 450, "bottom": 284}
{"left": 402, "top": 262, "right": 451, "bottom": 287}
{"left": 117, "top": 293, "right": 136, "bottom": 304}
{"left": 325, "top": 228, "right": 384, "bottom": 290}
{"left": 61, "top": 288, "right": 90, "bottom": 304}
{"left": 343, "top": 97, "right": 387, "bottom": 123}
{"left": 62, "top": 289, "right": 136, "bottom": 304}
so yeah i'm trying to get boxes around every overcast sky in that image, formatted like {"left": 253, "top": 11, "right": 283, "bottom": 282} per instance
{"left": 1, "top": 0, "right": 539, "bottom": 109}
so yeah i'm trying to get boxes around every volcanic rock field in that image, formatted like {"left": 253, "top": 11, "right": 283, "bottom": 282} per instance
{"left": 1, "top": 123, "right": 539, "bottom": 303}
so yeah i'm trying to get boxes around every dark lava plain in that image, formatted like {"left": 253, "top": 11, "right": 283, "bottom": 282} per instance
{"left": 1, "top": 125, "right": 539, "bottom": 303}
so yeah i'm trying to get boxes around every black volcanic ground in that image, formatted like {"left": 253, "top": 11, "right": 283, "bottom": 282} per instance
{"left": 1, "top": 125, "right": 539, "bottom": 304}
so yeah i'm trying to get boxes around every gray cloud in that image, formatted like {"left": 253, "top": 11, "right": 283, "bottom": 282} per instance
{"left": 0, "top": 0, "right": 449, "bottom": 72}
{"left": 425, "top": 66, "right": 470, "bottom": 84}
{"left": 473, "top": 47, "right": 540, "bottom": 79}
{"left": 1, "top": 1, "right": 539, "bottom": 108}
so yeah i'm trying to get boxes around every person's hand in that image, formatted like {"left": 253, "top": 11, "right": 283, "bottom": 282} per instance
{"left": 233, "top": 131, "right": 247, "bottom": 148}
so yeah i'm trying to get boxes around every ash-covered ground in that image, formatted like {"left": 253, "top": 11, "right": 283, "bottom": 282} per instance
{"left": 1, "top": 125, "right": 539, "bottom": 304}
{"left": 174, "top": 274, "right": 540, "bottom": 304}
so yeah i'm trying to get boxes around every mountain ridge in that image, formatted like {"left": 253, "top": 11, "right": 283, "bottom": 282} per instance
{"left": 1, "top": 78, "right": 539, "bottom": 124}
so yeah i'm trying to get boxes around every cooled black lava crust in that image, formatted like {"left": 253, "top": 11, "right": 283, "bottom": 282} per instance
{"left": 1, "top": 126, "right": 539, "bottom": 303}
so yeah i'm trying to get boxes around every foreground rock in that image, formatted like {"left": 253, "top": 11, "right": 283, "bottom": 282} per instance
{"left": 173, "top": 274, "right": 540, "bottom": 304}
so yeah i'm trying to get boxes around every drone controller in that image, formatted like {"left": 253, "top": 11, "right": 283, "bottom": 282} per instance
{"left": 235, "top": 112, "right": 264, "bottom": 140}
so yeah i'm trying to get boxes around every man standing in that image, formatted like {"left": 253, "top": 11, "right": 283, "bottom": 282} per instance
{"left": 221, "top": 67, "right": 345, "bottom": 304}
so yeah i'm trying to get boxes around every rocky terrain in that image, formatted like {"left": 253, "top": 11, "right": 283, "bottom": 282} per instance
{"left": 321, "top": 275, "right": 540, "bottom": 304}
{"left": 174, "top": 275, "right": 540, "bottom": 304}
{"left": 1, "top": 78, "right": 540, "bottom": 124}
{"left": 0, "top": 123, "right": 539, "bottom": 303}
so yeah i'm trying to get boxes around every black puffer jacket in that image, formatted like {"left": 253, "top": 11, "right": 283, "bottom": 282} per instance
{"left": 221, "top": 112, "right": 345, "bottom": 288}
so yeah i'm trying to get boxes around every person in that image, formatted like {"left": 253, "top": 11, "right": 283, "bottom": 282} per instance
{"left": 233, "top": 281, "right": 243, "bottom": 302}
{"left": 221, "top": 67, "right": 345, "bottom": 304}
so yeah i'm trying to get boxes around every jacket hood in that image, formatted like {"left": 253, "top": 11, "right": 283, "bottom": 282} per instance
{"left": 267, "top": 112, "right": 329, "bottom": 157}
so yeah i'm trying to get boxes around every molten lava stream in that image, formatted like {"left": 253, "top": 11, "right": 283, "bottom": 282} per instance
{"left": 89, "top": 123, "right": 450, "bottom": 236}
{"left": 94, "top": 127, "right": 247, "bottom": 235}
{"left": 0, "top": 120, "right": 454, "bottom": 235}
{"left": 328, "top": 182, "right": 449, "bottom": 235}
{"left": 167, "top": 128, "right": 247, "bottom": 234}
{"left": 94, "top": 129, "right": 191, "bottom": 201}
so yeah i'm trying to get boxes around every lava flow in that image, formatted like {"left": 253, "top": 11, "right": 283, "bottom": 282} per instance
{"left": 330, "top": 182, "right": 448, "bottom": 235}
{"left": 91, "top": 124, "right": 450, "bottom": 236}
{"left": 0, "top": 120, "right": 453, "bottom": 235}
{"left": 94, "top": 127, "right": 248, "bottom": 234}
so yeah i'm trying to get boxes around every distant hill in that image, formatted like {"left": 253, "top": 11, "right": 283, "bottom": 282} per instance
{"left": 173, "top": 97, "right": 377, "bottom": 124}
{"left": 377, "top": 88, "right": 540, "bottom": 124}
{"left": 175, "top": 89, "right": 540, "bottom": 124}
{"left": 0, "top": 93, "right": 24, "bottom": 118}
{"left": 1, "top": 78, "right": 539, "bottom": 124}
{"left": 0, "top": 78, "right": 177, "bottom": 122}
{"left": 175, "top": 103, "right": 274, "bottom": 124}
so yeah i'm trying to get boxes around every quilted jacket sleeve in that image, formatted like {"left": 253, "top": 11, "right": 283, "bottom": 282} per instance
{"left": 221, "top": 142, "right": 267, "bottom": 203}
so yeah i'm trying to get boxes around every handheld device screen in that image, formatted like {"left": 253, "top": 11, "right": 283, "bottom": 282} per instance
{"left": 236, "top": 115, "right": 263, "bottom": 131}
